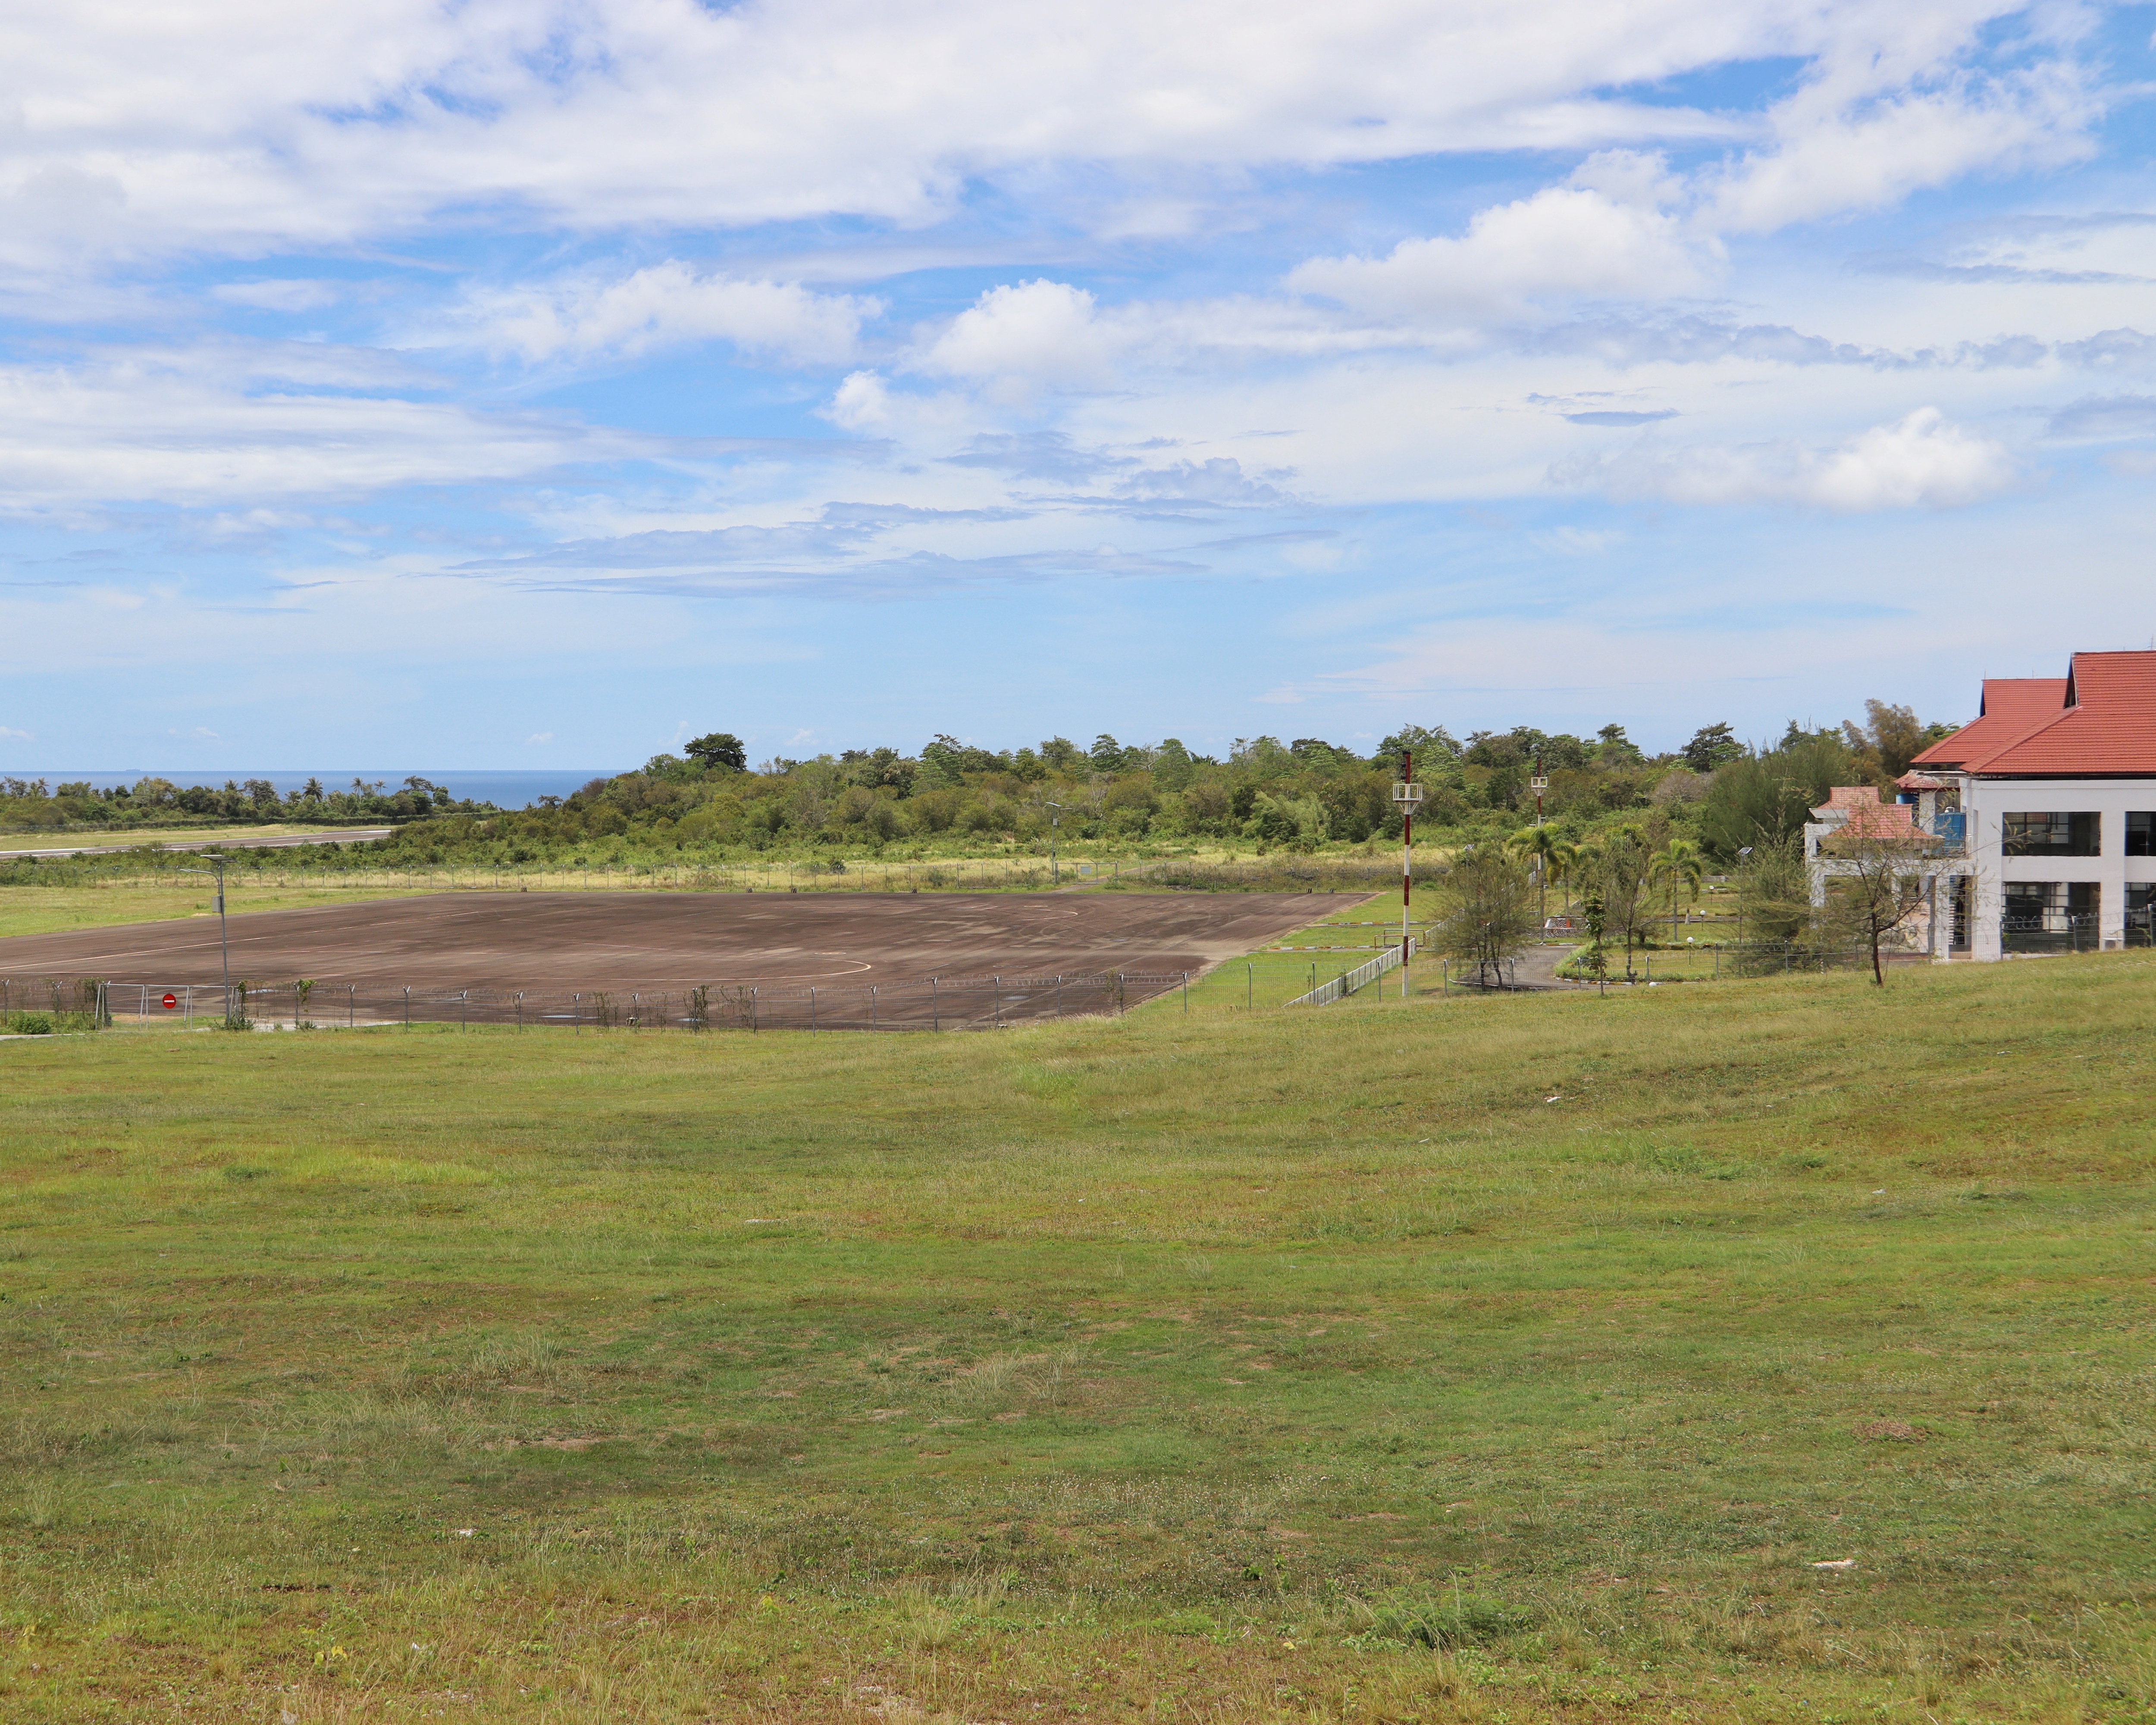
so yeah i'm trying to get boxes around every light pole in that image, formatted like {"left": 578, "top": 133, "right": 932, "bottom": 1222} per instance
{"left": 1391, "top": 752, "right": 1422, "bottom": 997}
{"left": 1045, "top": 801, "right": 1066, "bottom": 884}
{"left": 1736, "top": 845, "right": 1752, "bottom": 951}
{"left": 178, "top": 854, "right": 232, "bottom": 1008}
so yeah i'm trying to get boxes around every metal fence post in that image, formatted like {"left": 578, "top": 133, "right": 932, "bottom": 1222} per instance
{"left": 809, "top": 987, "right": 817, "bottom": 1032}
{"left": 1247, "top": 964, "right": 1253, "bottom": 1010}
{"left": 348, "top": 985, "right": 355, "bottom": 1028}
{"left": 931, "top": 977, "right": 939, "bottom": 1031}
{"left": 404, "top": 985, "right": 411, "bottom": 1029}
{"left": 1182, "top": 972, "right": 1189, "bottom": 1013}
{"left": 751, "top": 986, "right": 758, "bottom": 1031}
{"left": 461, "top": 990, "right": 468, "bottom": 1030}
{"left": 1055, "top": 974, "right": 1063, "bottom": 1017}
{"left": 871, "top": 985, "right": 877, "bottom": 1028}
{"left": 515, "top": 991, "right": 523, "bottom": 1031}
{"left": 993, "top": 978, "right": 1001, "bottom": 1028}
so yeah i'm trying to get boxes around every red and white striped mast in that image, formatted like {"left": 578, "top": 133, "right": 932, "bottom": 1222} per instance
{"left": 1394, "top": 749, "right": 1422, "bottom": 997}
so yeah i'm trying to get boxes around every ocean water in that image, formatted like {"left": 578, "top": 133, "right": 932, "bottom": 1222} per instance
{"left": 19, "top": 770, "right": 624, "bottom": 810}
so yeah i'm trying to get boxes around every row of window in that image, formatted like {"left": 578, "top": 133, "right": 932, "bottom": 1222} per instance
{"left": 2001, "top": 811, "right": 2156, "bottom": 857}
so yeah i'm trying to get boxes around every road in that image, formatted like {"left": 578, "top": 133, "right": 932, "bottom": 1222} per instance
{"left": 0, "top": 829, "right": 390, "bottom": 861}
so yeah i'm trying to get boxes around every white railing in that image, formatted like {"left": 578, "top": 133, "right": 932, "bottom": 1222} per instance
{"left": 1285, "top": 937, "right": 1414, "bottom": 1007}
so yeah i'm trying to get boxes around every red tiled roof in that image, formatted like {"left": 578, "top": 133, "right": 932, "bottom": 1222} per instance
{"left": 1931, "top": 652, "right": 2156, "bottom": 776}
{"left": 1811, "top": 786, "right": 1923, "bottom": 839}
{"left": 1910, "top": 677, "right": 2066, "bottom": 767}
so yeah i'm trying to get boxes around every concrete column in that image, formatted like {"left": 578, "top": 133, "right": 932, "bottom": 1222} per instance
{"left": 2101, "top": 808, "right": 2128, "bottom": 948}
{"left": 1969, "top": 801, "right": 2003, "bottom": 962}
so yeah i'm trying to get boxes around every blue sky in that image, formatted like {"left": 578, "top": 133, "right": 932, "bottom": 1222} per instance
{"left": 4, "top": 0, "right": 2156, "bottom": 771}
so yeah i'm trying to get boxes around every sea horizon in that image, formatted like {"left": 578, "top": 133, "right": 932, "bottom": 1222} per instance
{"left": 7, "top": 770, "right": 626, "bottom": 810}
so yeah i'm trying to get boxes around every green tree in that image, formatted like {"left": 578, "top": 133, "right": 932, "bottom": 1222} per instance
{"left": 1586, "top": 824, "right": 1654, "bottom": 980}
{"left": 1507, "top": 825, "right": 1565, "bottom": 926}
{"left": 1679, "top": 722, "right": 1742, "bottom": 773}
{"left": 1430, "top": 844, "right": 1537, "bottom": 988}
{"left": 1649, "top": 837, "right": 1705, "bottom": 941}
{"left": 1698, "top": 731, "right": 1856, "bottom": 860}
{"left": 684, "top": 732, "right": 748, "bottom": 773}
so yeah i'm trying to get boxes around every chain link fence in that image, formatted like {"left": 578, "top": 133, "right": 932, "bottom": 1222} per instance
{"left": 49, "top": 970, "right": 1197, "bottom": 1034}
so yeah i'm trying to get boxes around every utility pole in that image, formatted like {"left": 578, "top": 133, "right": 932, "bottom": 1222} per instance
{"left": 1392, "top": 752, "right": 1422, "bottom": 997}
{"left": 179, "top": 854, "right": 231, "bottom": 988}
{"left": 177, "top": 854, "right": 232, "bottom": 1022}
{"left": 1045, "top": 801, "right": 1065, "bottom": 884}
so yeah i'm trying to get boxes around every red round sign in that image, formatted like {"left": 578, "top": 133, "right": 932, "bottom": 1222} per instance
{"left": 161, "top": 993, "right": 177, "bottom": 1010}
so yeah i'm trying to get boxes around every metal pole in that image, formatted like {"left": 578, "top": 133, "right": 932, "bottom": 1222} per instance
{"left": 348, "top": 985, "right": 354, "bottom": 1028}
{"left": 1401, "top": 746, "right": 1413, "bottom": 997}
{"left": 931, "top": 977, "right": 938, "bottom": 1031}
{"left": 871, "top": 985, "right": 877, "bottom": 1028}
{"left": 809, "top": 987, "right": 816, "bottom": 1031}
{"left": 1182, "top": 972, "right": 1188, "bottom": 1012}
{"left": 993, "top": 978, "right": 1001, "bottom": 1028}
{"left": 1247, "top": 963, "right": 1253, "bottom": 1010}
{"left": 404, "top": 986, "right": 411, "bottom": 1028}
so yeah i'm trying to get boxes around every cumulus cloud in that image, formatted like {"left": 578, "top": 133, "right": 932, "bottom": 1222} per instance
{"left": 1290, "top": 154, "right": 1715, "bottom": 322}
{"left": 1554, "top": 406, "right": 2015, "bottom": 511}
{"left": 0, "top": 725, "right": 32, "bottom": 741}
{"left": 914, "top": 280, "right": 1122, "bottom": 389}
{"left": 439, "top": 263, "right": 877, "bottom": 366}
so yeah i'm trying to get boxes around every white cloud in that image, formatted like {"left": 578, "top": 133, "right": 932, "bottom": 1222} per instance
{"left": 0, "top": 725, "right": 32, "bottom": 741}
{"left": 1556, "top": 406, "right": 2015, "bottom": 510}
{"left": 915, "top": 281, "right": 1122, "bottom": 390}
{"left": 1706, "top": 61, "right": 2100, "bottom": 234}
{"left": 0, "top": 347, "right": 644, "bottom": 506}
{"left": 526, "top": 731, "right": 553, "bottom": 744}
{"left": 0, "top": 0, "right": 2084, "bottom": 272}
{"left": 441, "top": 263, "right": 877, "bottom": 366}
{"left": 1290, "top": 154, "right": 1714, "bottom": 322}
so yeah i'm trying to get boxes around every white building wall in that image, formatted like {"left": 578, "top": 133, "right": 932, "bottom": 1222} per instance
{"left": 1959, "top": 775, "right": 2156, "bottom": 958}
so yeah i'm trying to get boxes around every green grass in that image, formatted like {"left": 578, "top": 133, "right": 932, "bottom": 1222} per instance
{"left": 3, "top": 958, "right": 2153, "bottom": 1721}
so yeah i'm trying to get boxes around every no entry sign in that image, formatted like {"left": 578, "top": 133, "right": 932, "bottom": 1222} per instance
{"left": 162, "top": 993, "right": 177, "bottom": 1010}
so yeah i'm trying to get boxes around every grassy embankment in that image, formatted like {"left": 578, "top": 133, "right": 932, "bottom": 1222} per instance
{"left": 2, "top": 957, "right": 2152, "bottom": 1722}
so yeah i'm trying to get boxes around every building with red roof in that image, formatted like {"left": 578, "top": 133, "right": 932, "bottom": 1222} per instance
{"left": 1891, "top": 651, "right": 2156, "bottom": 960}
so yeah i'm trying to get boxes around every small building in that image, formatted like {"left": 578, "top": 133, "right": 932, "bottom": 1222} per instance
{"left": 1891, "top": 650, "right": 2156, "bottom": 960}
{"left": 1802, "top": 784, "right": 1964, "bottom": 959}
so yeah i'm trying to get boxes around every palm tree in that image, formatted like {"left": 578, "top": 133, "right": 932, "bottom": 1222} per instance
{"left": 1548, "top": 838, "right": 1581, "bottom": 922}
{"left": 1508, "top": 826, "right": 1564, "bottom": 927}
{"left": 1650, "top": 837, "right": 1705, "bottom": 943}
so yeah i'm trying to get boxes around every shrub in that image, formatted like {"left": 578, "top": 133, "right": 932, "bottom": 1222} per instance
{"left": 5, "top": 1013, "right": 54, "bottom": 1035}
{"left": 1370, "top": 1592, "right": 1532, "bottom": 1648}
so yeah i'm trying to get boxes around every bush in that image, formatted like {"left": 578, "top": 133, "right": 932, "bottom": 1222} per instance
{"left": 4, "top": 1012, "right": 54, "bottom": 1035}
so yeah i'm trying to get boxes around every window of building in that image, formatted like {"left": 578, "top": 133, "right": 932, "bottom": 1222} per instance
{"left": 2128, "top": 812, "right": 2154, "bottom": 857}
{"left": 2002, "top": 811, "right": 2101, "bottom": 856}
{"left": 2128, "top": 884, "right": 2153, "bottom": 947}
{"left": 2004, "top": 881, "right": 2100, "bottom": 951}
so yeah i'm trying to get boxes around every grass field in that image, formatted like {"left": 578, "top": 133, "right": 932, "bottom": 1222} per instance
{"left": 3, "top": 955, "right": 2152, "bottom": 1722}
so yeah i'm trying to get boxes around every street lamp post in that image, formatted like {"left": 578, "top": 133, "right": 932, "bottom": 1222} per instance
{"left": 1045, "top": 801, "right": 1066, "bottom": 884}
{"left": 1391, "top": 753, "right": 1423, "bottom": 998}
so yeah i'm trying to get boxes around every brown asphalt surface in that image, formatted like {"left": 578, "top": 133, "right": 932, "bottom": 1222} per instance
{"left": 0, "top": 890, "right": 1353, "bottom": 997}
